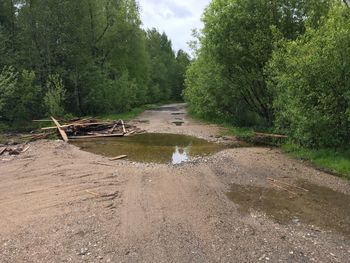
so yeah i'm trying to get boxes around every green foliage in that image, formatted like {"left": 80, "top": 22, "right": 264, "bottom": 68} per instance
{"left": 0, "top": 0, "right": 189, "bottom": 123}
{"left": 44, "top": 74, "right": 66, "bottom": 117}
{"left": 173, "top": 50, "right": 191, "bottom": 100}
{"left": 268, "top": 3, "right": 350, "bottom": 148}
{"left": 184, "top": 0, "right": 334, "bottom": 125}
{"left": 14, "top": 70, "right": 42, "bottom": 121}
{"left": 282, "top": 143, "right": 350, "bottom": 179}
{"left": 0, "top": 67, "right": 42, "bottom": 122}
{"left": 0, "top": 66, "right": 17, "bottom": 118}
{"left": 146, "top": 29, "right": 177, "bottom": 102}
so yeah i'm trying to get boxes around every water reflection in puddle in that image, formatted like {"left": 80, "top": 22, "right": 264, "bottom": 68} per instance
{"left": 71, "top": 133, "right": 224, "bottom": 164}
{"left": 227, "top": 181, "right": 350, "bottom": 238}
{"left": 172, "top": 146, "right": 190, "bottom": 164}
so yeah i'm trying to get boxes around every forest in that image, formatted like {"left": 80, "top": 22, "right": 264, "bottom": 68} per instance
{"left": 0, "top": 0, "right": 190, "bottom": 124}
{"left": 1, "top": 0, "right": 349, "bottom": 155}
{"left": 184, "top": 0, "right": 350, "bottom": 150}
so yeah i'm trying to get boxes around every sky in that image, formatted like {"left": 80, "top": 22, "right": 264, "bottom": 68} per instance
{"left": 138, "top": 0, "right": 211, "bottom": 54}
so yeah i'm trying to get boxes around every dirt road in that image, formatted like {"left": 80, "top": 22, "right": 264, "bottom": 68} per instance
{"left": 1, "top": 104, "right": 349, "bottom": 262}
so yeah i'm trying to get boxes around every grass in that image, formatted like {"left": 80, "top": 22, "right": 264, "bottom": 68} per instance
{"left": 99, "top": 104, "right": 159, "bottom": 121}
{"left": 220, "top": 124, "right": 255, "bottom": 140}
{"left": 0, "top": 134, "right": 5, "bottom": 144}
{"left": 282, "top": 143, "right": 350, "bottom": 179}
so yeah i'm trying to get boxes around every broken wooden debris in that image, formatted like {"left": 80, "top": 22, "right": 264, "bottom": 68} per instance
{"left": 21, "top": 145, "right": 31, "bottom": 153}
{"left": 39, "top": 118, "right": 143, "bottom": 141}
{"left": 125, "top": 130, "right": 136, "bottom": 137}
{"left": 0, "top": 147, "right": 6, "bottom": 156}
{"left": 109, "top": 155, "right": 127, "bottom": 161}
{"left": 51, "top": 117, "right": 69, "bottom": 142}
{"left": 121, "top": 120, "right": 126, "bottom": 134}
{"left": 268, "top": 180, "right": 297, "bottom": 197}
{"left": 267, "top": 177, "right": 309, "bottom": 192}
{"left": 0, "top": 144, "right": 30, "bottom": 156}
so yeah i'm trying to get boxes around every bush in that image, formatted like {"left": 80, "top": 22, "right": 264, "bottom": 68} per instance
{"left": 44, "top": 74, "right": 66, "bottom": 117}
{"left": 268, "top": 4, "right": 350, "bottom": 148}
{"left": 0, "top": 67, "right": 43, "bottom": 122}
{"left": 14, "top": 70, "right": 42, "bottom": 121}
{"left": 0, "top": 66, "right": 17, "bottom": 120}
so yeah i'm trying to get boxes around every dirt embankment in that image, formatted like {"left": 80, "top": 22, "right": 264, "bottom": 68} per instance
{"left": 0, "top": 104, "right": 349, "bottom": 263}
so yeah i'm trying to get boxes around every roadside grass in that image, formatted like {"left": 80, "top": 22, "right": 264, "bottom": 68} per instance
{"left": 0, "top": 134, "right": 5, "bottom": 144}
{"left": 220, "top": 124, "right": 255, "bottom": 140}
{"left": 99, "top": 104, "right": 159, "bottom": 121}
{"left": 188, "top": 111, "right": 350, "bottom": 179}
{"left": 282, "top": 143, "right": 350, "bottom": 179}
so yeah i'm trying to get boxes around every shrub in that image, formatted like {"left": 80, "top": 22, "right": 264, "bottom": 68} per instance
{"left": 44, "top": 74, "right": 66, "bottom": 117}
{"left": 268, "top": 4, "right": 350, "bottom": 148}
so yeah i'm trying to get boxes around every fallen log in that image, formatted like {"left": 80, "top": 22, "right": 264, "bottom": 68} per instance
{"left": 51, "top": 117, "right": 69, "bottom": 142}
{"left": 109, "top": 155, "right": 127, "bottom": 161}
{"left": 68, "top": 133, "right": 124, "bottom": 140}
{"left": 255, "top": 132, "right": 288, "bottom": 139}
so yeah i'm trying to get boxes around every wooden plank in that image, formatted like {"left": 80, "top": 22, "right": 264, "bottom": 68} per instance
{"left": 109, "top": 155, "right": 127, "bottom": 161}
{"left": 125, "top": 130, "right": 136, "bottom": 136}
{"left": 51, "top": 117, "right": 69, "bottom": 142}
{"left": 68, "top": 133, "right": 124, "bottom": 140}
{"left": 0, "top": 147, "right": 7, "bottom": 156}
{"left": 21, "top": 145, "right": 31, "bottom": 153}
{"left": 109, "top": 123, "right": 118, "bottom": 134}
{"left": 42, "top": 122, "right": 114, "bottom": 131}
{"left": 121, "top": 120, "right": 126, "bottom": 134}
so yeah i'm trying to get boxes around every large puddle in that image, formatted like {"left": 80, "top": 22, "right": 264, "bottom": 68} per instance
{"left": 227, "top": 181, "right": 350, "bottom": 237}
{"left": 71, "top": 133, "right": 225, "bottom": 164}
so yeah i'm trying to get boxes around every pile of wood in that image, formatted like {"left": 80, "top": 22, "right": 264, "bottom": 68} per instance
{"left": 0, "top": 144, "right": 30, "bottom": 156}
{"left": 46, "top": 117, "right": 144, "bottom": 142}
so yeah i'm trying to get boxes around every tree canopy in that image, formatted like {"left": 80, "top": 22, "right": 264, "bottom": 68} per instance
{"left": 184, "top": 0, "right": 350, "bottom": 148}
{"left": 0, "top": 0, "right": 190, "bottom": 123}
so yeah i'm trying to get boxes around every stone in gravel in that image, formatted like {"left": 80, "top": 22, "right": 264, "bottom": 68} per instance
{"left": 79, "top": 248, "right": 89, "bottom": 256}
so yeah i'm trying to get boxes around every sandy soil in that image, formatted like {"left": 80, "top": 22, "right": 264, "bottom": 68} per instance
{"left": 0, "top": 104, "right": 349, "bottom": 263}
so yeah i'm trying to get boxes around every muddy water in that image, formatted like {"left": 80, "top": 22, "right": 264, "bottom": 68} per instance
{"left": 227, "top": 180, "right": 350, "bottom": 237}
{"left": 72, "top": 133, "right": 225, "bottom": 164}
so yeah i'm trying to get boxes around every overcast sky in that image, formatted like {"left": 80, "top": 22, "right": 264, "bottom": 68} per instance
{"left": 138, "top": 0, "right": 211, "bottom": 54}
